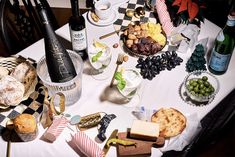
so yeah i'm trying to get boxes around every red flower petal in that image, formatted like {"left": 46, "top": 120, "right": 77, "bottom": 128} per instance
{"left": 188, "top": 2, "right": 199, "bottom": 21}
{"left": 177, "top": 0, "right": 188, "bottom": 14}
{"left": 172, "top": 0, "right": 182, "bottom": 6}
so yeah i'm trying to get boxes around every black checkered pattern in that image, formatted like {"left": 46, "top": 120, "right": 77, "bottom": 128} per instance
{"left": 0, "top": 57, "right": 45, "bottom": 135}
{"left": 113, "top": 0, "right": 158, "bottom": 30}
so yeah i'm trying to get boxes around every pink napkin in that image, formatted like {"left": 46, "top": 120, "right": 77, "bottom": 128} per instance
{"left": 156, "top": 0, "right": 174, "bottom": 36}
{"left": 71, "top": 131, "right": 104, "bottom": 157}
{"left": 43, "top": 117, "right": 68, "bottom": 142}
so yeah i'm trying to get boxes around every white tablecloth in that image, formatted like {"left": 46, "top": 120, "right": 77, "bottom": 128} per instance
{"left": 1, "top": 9, "right": 235, "bottom": 157}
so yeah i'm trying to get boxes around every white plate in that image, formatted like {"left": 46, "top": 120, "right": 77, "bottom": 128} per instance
{"left": 87, "top": 9, "right": 118, "bottom": 27}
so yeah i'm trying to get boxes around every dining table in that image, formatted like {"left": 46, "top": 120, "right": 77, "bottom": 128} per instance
{"left": 1, "top": 1, "right": 235, "bottom": 157}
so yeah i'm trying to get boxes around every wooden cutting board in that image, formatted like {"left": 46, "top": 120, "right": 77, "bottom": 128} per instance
{"left": 117, "top": 132, "right": 165, "bottom": 157}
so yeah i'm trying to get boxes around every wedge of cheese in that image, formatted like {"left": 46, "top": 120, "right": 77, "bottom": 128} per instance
{"left": 130, "top": 120, "right": 159, "bottom": 141}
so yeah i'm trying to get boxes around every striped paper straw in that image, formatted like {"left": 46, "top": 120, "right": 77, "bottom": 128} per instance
{"left": 156, "top": 0, "right": 174, "bottom": 36}
{"left": 71, "top": 131, "right": 104, "bottom": 157}
{"left": 43, "top": 117, "right": 68, "bottom": 142}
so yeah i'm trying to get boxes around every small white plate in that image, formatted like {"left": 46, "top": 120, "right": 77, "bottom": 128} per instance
{"left": 87, "top": 9, "right": 118, "bottom": 27}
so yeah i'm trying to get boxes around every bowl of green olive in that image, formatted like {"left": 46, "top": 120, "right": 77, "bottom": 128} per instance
{"left": 184, "top": 70, "right": 220, "bottom": 102}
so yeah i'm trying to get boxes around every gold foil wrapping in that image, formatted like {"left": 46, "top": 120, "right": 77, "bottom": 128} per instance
{"left": 77, "top": 112, "right": 102, "bottom": 130}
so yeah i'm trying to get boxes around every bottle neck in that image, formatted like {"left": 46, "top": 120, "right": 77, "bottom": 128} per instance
{"left": 35, "top": 1, "right": 52, "bottom": 26}
{"left": 71, "top": 0, "right": 80, "bottom": 17}
{"left": 226, "top": 15, "right": 235, "bottom": 27}
{"left": 38, "top": 8, "right": 50, "bottom": 25}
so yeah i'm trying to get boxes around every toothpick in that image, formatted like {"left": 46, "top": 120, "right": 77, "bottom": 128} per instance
{"left": 110, "top": 53, "right": 128, "bottom": 88}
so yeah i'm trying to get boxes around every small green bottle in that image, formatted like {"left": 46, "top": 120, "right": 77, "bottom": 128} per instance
{"left": 208, "top": 12, "right": 235, "bottom": 75}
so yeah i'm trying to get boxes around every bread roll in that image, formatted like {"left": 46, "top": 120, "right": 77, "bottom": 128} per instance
{"left": 0, "top": 66, "right": 9, "bottom": 79}
{"left": 14, "top": 113, "right": 37, "bottom": 133}
{"left": 0, "top": 75, "right": 24, "bottom": 106}
{"left": 10, "top": 61, "right": 37, "bottom": 94}
{"left": 13, "top": 113, "right": 38, "bottom": 141}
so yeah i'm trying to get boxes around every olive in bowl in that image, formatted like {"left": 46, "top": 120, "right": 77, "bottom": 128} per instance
{"left": 184, "top": 71, "right": 220, "bottom": 102}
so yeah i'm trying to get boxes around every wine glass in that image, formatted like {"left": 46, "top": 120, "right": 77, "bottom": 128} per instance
{"left": 88, "top": 41, "right": 112, "bottom": 80}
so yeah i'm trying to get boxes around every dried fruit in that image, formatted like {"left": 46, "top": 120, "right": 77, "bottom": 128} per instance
{"left": 113, "top": 43, "right": 119, "bottom": 48}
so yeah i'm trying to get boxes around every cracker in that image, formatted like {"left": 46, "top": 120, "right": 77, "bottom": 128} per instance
{"left": 151, "top": 108, "right": 186, "bottom": 138}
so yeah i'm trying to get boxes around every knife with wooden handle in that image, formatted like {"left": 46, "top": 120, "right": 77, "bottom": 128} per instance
{"left": 102, "top": 129, "right": 118, "bottom": 155}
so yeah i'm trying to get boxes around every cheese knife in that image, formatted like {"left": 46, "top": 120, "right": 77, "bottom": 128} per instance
{"left": 102, "top": 129, "right": 118, "bottom": 155}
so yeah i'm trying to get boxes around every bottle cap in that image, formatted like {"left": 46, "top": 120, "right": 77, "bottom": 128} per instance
{"left": 228, "top": 10, "right": 235, "bottom": 20}
{"left": 230, "top": 11, "right": 235, "bottom": 16}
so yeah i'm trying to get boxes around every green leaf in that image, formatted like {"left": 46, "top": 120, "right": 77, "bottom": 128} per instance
{"left": 117, "top": 79, "right": 126, "bottom": 91}
{"left": 114, "top": 71, "right": 126, "bottom": 90}
{"left": 92, "top": 51, "right": 103, "bottom": 62}
{"left": 114, "top": 72, "right": 122, "bottom": 81}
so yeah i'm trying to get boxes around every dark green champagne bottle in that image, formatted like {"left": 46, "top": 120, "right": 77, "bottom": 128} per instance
{"left": 208, "top": 13, "right": 235, "bottom": 75}
{"left": 36, "top": 1, "right": 77, "bottom": 82}
{"left": 69, "top": 0, "right": 88, "bottom": 60}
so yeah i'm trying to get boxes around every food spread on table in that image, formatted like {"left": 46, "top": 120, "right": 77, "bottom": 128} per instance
{"left": 1, "top": 0, "right": 232, "bottom": 156}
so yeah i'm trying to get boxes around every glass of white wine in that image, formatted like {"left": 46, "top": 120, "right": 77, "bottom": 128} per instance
{"left": 88, "top": 41, "right": 112, "bottom": 80}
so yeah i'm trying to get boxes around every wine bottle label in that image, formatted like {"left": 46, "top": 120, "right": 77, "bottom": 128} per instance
{"left": 216, "top": 31, "right": 224, "bottom": 42}
{"left": 209, "top": 48, "right": 232, "bottom": 72}
{"left": 70, "top": 28, "right": 87, "bottom": 51}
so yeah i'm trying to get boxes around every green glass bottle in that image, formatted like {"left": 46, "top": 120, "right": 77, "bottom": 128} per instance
{"left": 208, "top": 13, "right": 235, "bottom": 75}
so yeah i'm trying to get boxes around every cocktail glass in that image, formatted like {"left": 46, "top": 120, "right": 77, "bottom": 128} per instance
{"left": 116, "top": 69, "right": 142, "bottom": 107}
{"left": 88, "top": 42, "right": 112, "bottom": 80}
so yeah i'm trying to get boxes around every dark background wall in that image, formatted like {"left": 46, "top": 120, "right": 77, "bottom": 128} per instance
{"left": 204, "top": 0, "right": 235, "bottom": 27}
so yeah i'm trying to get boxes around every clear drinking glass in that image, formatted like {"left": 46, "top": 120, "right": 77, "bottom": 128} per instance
{"left": 88, "top": 43, "right": 112, "bottom": 80}
{"left": 36, "top": 50, "right": 83, "bottom": 106}
{"left": 117, "top": 69, "right": 142, "bottom": 99}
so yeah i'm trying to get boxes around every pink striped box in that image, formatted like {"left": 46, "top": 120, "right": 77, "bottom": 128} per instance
{"left": 156, "top": 0, "right": 174, "bottom": 36}
{"left": 71, "top": 131, "right": 104, "bottom": 157}
{"left": 43, "top": 117, "right": 68, "bottom": 142}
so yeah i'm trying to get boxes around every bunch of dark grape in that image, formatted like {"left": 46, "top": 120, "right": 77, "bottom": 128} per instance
{"left": 136, "top": 51, "right": 183, "bottom": 80}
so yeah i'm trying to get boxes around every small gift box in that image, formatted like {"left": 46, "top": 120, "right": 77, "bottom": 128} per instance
{"left": 43, "top": 117, "right": 68, "bottom": 142}
{"left": 70, "top": 131, "right": 104, "bottom": 157}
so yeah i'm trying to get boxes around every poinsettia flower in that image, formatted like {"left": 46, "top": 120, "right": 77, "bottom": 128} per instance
{"left": 168, "top": 0, "right": 205, "bottom": 26}
{"left": 172, "top": 0, "right": 205, "bottom": 21}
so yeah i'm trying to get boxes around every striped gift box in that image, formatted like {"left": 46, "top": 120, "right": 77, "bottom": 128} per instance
{"left": 43, "top": 117, "right": 68, "bottom": 142}
{"left": 156, "top": 0, "right": 174, "bottom": 36}
{"left": 71, "top": 131, "right": 104, "bottom": 157}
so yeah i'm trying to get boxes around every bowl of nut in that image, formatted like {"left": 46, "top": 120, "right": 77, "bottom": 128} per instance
{"left": 120, "top": 22, "right": 167, "bottom": 57}
{"left": 184, "top": 70, "right": 220, "bottom": 102}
